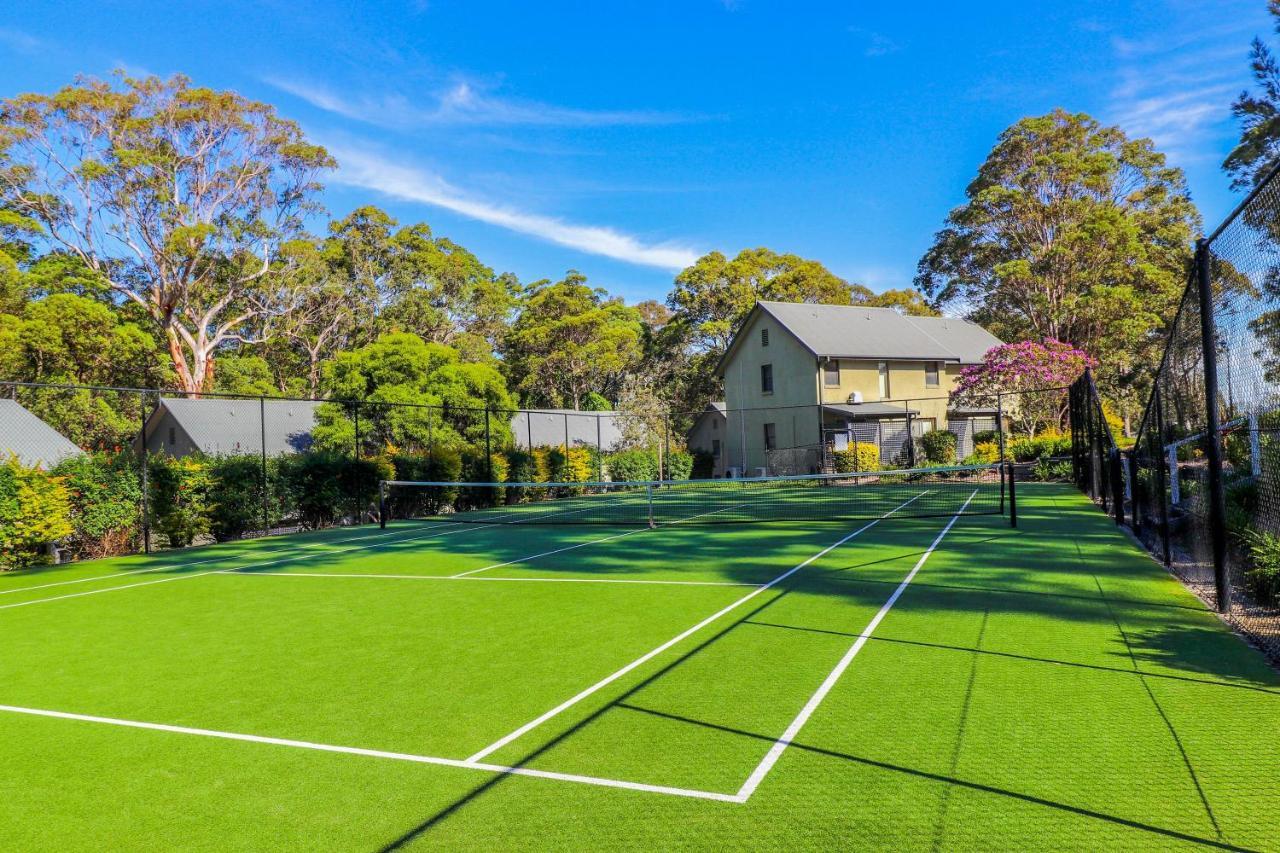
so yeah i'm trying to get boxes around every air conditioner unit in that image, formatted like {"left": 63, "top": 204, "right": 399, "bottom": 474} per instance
{"left": 847, "top": 391, "right": 863, "bottom": 404}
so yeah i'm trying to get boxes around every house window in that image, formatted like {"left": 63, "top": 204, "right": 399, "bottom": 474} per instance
{"left": 168, "top": 426, "right": 176, "bottom": 445}
{"left": 925, "top": 361, "right": 940, "bottom": 388}
{"left": 824, "top": 359, "right": 840, "bottom": 387}
{"left": 712, "top": 418, "right": 718, "bottom": 430}
{"left": 761, "top": 363, "right": 774, "bottom": 394}
{"left": 878, "top": 361, "right": 891, "bottom": 399}
{"left": 712, "top": 439, "right": 721, "bottom": 457}
{"left": 761, "top": 328, "right": 770, "bottom": 347}
{"left": 763, "top": 423, "right": 777, "bottom": 451}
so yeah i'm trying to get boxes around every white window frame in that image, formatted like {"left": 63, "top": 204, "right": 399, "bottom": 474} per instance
{"left": 878, "top": 361, "right": 890, "bottom": 399}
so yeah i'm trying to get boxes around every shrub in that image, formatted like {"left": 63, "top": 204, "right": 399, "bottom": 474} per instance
{"left": 832, "top": 444, "right": 880, "bottom": 474}
{"left": 0, "top": 457, "right": 73, "bottom": 568}
{"left": 963, "top": 441, "right": 1000, "bottom": 465}
{"left": 918, "top": 430, "right": 957, "bottom": 465}
{"left": 458, "top": 446, "right": 507, "bottom": 509}
{"left": 391, "top": 449, "right": 462, "bottom": 515}
{"left": 1031, "top": 454, "right": 1073, "bottom": 482}
{"left": 607, "top": 449, "right": 659, "bottom": 483}
{"left": 1009, "top": 433, "right": 1070, "bottom": 462}
{"left": 207, "top": 455, "right": 276, "bottom": 541}
{"left": 972, "top": 430, "right": 999, "bottom": 446}
{"left": 276, "top": 452, "right": 389, "bottom": 528}
{"left": 666, "top": 451, "right": 693, "bottom": 481}
{"left": 53, "top": 451, "right": 140, "bottom": 559}
{"left": 1243, "top": 529, "right": 1280, "bottom": 606}
{"left": 147, "top": 454, "right": 212, "bottom": 548}
{"left": 690, "top": 449, "right": 715, "bottom": 479}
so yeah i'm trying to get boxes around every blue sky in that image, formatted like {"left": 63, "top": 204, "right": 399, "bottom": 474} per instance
{"left": 0, "top": 0, "right": 1272, "bottom": 303}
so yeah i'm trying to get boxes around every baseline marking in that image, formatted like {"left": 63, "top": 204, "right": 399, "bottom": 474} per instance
{"left": 0, "top": 704, "right": 740, "bottom": 803}
{"left": 465, "top": 491, "right": 929, "bottom": 764}
{"left": 0, "top": 523, "right": 449, "bottom": 597}
{"left": 448, "top": 502, "right": 750, "bottom": 578}
{"left": 0, "top": 523, "right": 495, "bottom": 612}
{"left": 734, "top": 489, "right": 976, "bottom": 801}
{"left": 225, "top": 571, "right": 761, "bottom": 588}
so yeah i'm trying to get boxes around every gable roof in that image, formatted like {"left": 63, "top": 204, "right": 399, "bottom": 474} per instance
{"left": 0, "top": 399, "right": 85, "bottom": 469}
{"left": 510, "top": 409, "right": 626, "bottom": 451}
{"left": 147, "top": 398, "right": 322, "bottom": 456}
{"left": 717, "top": 301, "right": 1002, "bottom": 374}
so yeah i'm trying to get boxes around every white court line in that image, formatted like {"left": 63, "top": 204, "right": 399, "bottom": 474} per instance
{"left": 734, "top": 489, "right": 977, "bottom": 802}
{"left": 0, "top": 704, "right": 739, "bottom": 803}
{"left": 449, "top": 502, "right": 750, "bottom": 579}
{"left": 464, "top": 490, "right": 930, "bottom": 764}
{"left": 226, "top": 571, "right": 761, "bottom": 588}
{"left": 0, "top": 523, "right": 450, "bottom": 597}
{"left": 0, "top": 523, "right": 495, "bottom": 612}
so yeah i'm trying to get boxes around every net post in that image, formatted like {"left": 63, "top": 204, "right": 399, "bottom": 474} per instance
{"left": 1007, "top": 461, "right": 1017, "bottom": 528}
{"left": 379, "top": 481, "right": 387, "bottom": 530}
{"left": 1195, "top": 238, "right": 1230, "bottom": 612}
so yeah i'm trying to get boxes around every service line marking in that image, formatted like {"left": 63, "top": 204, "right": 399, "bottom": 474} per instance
{"left": 734, "top": 490, "right": 977, "bottom": 801}
{"left": 225, "top": 571, "right": 762, "bottom": 588}
{"left": 465, "top": 491, "right": 930, "bottom": 764}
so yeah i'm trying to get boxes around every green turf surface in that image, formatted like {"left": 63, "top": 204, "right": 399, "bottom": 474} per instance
{"left": 2, "top": 485, "right": 1278, "bottom": 850}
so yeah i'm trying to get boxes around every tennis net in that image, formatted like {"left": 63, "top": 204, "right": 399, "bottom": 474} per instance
{"left": 379, "top": 463, "right": 1007, "bottom": 527}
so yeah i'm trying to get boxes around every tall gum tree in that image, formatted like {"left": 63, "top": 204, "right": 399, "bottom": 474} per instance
{"left": 0, "top": 73, "right": 334, "bottom": 393}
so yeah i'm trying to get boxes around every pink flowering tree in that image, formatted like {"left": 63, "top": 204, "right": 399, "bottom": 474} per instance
{"left": 951, "top": 340, "right": 1097, "bottom": 436}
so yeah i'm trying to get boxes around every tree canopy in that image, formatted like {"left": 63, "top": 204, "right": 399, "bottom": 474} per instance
{"left": 1226, "top": 0, "right": 1280, "bottom": 189}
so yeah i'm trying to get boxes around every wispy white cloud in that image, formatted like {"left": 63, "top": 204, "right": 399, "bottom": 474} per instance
{"left": 848, "top": 27, "right": 900, "bottom": 58}
{"left": 267, "top": 76, "right": 699, "bottom": 129}
{"left": 328, "top": 144, "right": 701, "bottom": 270}
{"left": 0, "top": 27, "right": 42, "bottom": 55}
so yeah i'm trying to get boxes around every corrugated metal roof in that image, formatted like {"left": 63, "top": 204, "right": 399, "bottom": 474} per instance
{"left": 754, "top": 301, "right": 1002, "bottom": 363}
{"left": 156, "top": 398, "right": 322, "bottom": 456}
{"left": 510, "top": 410, "right": 626, "bottom": 451}
{"left": 0, "top": 399, "right": 85, "bottom": 469}
{"left": 822, "top": 403, "right": 920, "bottom": 418}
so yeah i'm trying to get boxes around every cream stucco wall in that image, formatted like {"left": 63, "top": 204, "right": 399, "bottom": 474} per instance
{"left": 817, "top": 360, "right": 963, "bottom": 427}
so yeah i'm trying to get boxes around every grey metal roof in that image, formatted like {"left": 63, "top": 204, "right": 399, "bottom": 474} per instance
{"left": 822, "top": 403, "right": 920, "bottom": 419}
{"left": 749, "top": 301, "right": 1002, "bottom": 364}
{"left": 510, "top": 409, "right": 626, "bottom": 451}
{"left": 708, "top": 401, "right": 726, "bottom": 414}
{"left": 153, "top": 398, "right": 322, "bottom": 456}
{"left": 0, "top": 399, "right": 85, "bottom": 469}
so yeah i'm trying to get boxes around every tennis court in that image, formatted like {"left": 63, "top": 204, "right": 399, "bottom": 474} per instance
{"left": 2, "top": 481, "right": 1278, "bottom": 850}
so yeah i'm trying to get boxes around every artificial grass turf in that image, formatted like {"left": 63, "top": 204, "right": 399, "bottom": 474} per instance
{"left": 1, "top": 485, "right": 1278, "bottom": 851}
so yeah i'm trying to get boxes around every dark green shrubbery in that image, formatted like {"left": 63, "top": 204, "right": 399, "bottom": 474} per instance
{"left": 690, "top": 449, "right": 715, "bottom": 479}
{"left": 147, "top": 454, "right": 212, "bottom": 548}
{"left": 275, "top": 452, "right": 390, "bottom": 528}
{"left": 1009, "top": 433, "right": 1071, "bottom": 462}
{"left": 206, "top": 455, "right": 275, "bottom": 541}
{"left": 666, "top": 451, "right": 693, "bottom": 481}
{"left": 972, "top": 429, "right": 999, "bottom": 446}
{"left": 918, "top": 430, "right": 957, "bottom": 465}
{"left": 53, "top": 451, "right": 141, "bottom": 558}
{"left": 606, "top": 449, "right": 659, "bottom": 483}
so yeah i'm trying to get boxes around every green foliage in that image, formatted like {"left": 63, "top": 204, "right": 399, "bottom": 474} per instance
{"left": 212, "top": 355, "right": 280, "bottom": 397}
{"left": 963, "top": 441, "right": 1001, "bottom": 465}
{"left": 206, "top": 455, "right": 276, "bottom": 541}
{"left": 391, "top": 449, "right": 462, "bottom": 516}
{"left": 607, "top": 449, "right": 660, "bottom": 483}
{"left": 1242, "top": 529, "right": 1280, "bottom": 607}
{"left": 314, "top": 333, "right": 514, "bottom": 455}
{"left": 1031, "top": 455, "right": 1073, "bottom": 482}
{"left": 274, "top": 453, "right": 390, "bottom": 529}
{"left": 580, "top": 392, "right": 612, "bottom": 412}
{"left": 972, "top": 430, "right": 999, "bottom": 446}
{"left": 52, "top": 451, "right": 140, "bottom": 559}
{"left": 832, "top": 444, "right": 881, "bottom": 473}
{"left": 147, "top": 455, "right": 212, "bottom": 548}
{"left": 0, "top": 456, "right": 73, "bottom": 568}
{"left": 666, "top": 451, "right": 693, "bottom": 481}
{"left": 1009, "top": 433, "right": 1070, "bottom": 462}
{"left": 849, "top": 285, "right": 940, "bottom": 316}
{"left": 503, "top": 272, "right": 643, "bottom": 409}
{"left": 918, "top": 430, "right": 957, "bottom": 465}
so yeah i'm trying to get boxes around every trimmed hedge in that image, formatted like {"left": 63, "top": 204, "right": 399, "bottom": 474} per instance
{"left": 832, "top": 444, "right": 880, "bottom": 473}
{"left": 53, "top": 451, "right": 140, "bottom": 558}
{"left": 918, "top": 430, "right": 957, "bottom": 465}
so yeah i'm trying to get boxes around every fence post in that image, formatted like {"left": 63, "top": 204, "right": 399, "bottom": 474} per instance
{"left": 138, "top": 390, "right": 151, "bottom": 555}
{"left": 353, "top": 401, "right": 362, "bottom": 525}
{"left": 1007, "top": 462, "right": 1017, "bottom": 528}
{"left": 1196, "top": 238, "right": 1231, "bottom": 613}
{"left": 260, "top": 395, "right": 269, "bottom": 535}
{"left": 1128, "top": 450, "right": 1141, "bottom": 536}
{"left": 996, "top": 392, "right": 1006, "bottom": 464}
{"left": 486, "top": 408, "right": 494, "bottom": 482}
{"left": 1153, "top": 387, "right": 1172, "bottom": 567}
{"left": 596, "top": 413, "right": 604, "bottom": 482}
{"left": 1110, "top": 448, "right": 1124, "bottom": 526}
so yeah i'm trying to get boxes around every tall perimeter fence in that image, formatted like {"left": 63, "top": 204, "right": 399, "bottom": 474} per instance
{"left": 1072, "top": 162, "right": 1280, "bottom": 662}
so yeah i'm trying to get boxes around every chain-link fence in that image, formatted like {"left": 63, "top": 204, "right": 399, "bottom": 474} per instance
{"left": 1085, "top": 163, "right": 1280, "bottom": 662}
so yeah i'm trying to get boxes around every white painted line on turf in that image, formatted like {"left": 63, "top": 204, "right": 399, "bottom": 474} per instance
{"left": 733, "top": 489, "right": 977, "bottom": 802}
{"left": 0, "top": 523, "right": 493, "bottom": 612}
{"left": 448, "top": 502, "right": 751, "bottom": 578}
{"left": 0, "top": 523, "right": 450, "bottom": 597}
{"left": 464, "top": 490, "right": 930, "bottom": 764}
{"left": 0, "top": 704, "right": 740, "bottom": 803}
{"left": 224, "top": 571, "right": 763, "bottom": 588}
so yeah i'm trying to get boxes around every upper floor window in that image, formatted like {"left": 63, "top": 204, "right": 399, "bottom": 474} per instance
{"left": 878, "top": 361, "right": 890, "bottom": 399}
{"left": 824, "top": 359, "right": 840, "bottom": 387}
{"left": 760, "top": 363, "right": 774, "bottom": 394}
{"left": 925, "top": 361, "right": 940, "bottom": 388}
{"left": 761, "top": 328, "right": 770, "bottom": 347}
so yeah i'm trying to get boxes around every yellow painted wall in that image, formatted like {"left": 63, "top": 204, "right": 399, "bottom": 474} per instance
{"left": 817, "top": 359, "right": 961, "bottom": 426}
